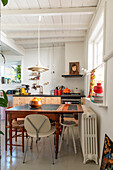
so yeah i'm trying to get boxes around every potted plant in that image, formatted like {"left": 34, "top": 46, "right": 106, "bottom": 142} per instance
{"left": 0, "top": 0, "right": 8, "bottom": 134}
{"left": 0, "top": 90, "right": 8, "bottom": 135}
{"left": 1, "top": 0, "right": 8, "bottom": 6}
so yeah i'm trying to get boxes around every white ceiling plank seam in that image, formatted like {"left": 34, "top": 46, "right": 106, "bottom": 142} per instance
{"left": 7, "top": 31, "right": 86, "bottom": 39}
{"left": 15, "top": 37, "right": 84, "bottom": 45}
{"left": 1, "top": 24, "right": 88, "bottom": 31}
{"left": 1, "top": 7, "right": 96, "bottom": 16}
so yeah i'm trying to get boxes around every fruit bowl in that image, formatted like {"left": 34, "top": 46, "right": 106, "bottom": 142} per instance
{"left": 30, "top": 97, "right": 42, "bottom": 108}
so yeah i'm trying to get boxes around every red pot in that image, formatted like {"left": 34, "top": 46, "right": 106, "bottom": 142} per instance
{"left": 63, "top": 88, "right": 71, "bottom": 93}
{"left": 94, "top": 83, "right": 103, "bottom": 94}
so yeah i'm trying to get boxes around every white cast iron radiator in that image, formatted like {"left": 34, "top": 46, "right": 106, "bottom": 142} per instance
{"left": 78, "top": 105, "right": 98, "bottom": 164}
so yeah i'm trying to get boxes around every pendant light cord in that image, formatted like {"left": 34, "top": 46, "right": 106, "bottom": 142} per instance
{"left": 37, "top": 16, "right": 41, "bottom": 66}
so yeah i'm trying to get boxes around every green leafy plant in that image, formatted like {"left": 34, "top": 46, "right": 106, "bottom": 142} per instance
{"left": 0, "top": 90, "right": 8, "bottom": 135}
{"left": 14, "top": 65, "right": 21, "bottom": 82}
{"left": 1, "top": 0, "right": 8, "bottom": 6}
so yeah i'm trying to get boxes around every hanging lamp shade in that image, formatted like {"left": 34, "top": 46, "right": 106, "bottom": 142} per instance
{"left": 28, "top": 16, "right": 49, "bottom": 73}
{"left": 28, "top": 65, "right": 49, "bottom": 72}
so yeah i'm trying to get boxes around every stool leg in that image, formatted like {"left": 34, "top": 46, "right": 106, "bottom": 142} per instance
{"left": 67, "top": 127, "right": 69, "bottom": 145}
{"left": 71, "top": 127, "right": 77, "bottom": 154}
{"left": 59, "top": 126, "right": 65, "bottom": 152}
{"left": 22, "top": 128, "right": 24, "bottom": 153}
{"left": 15, "top": 128, "right": 17, "bottom": 142}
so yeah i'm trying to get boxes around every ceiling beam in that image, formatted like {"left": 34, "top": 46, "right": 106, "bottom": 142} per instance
{"left": 7, "top": 31, "right": 86, "bottom": 39}
{"left": 2, "top": 24, "right": 88, "bottom": 31}
{"left": 1, "top": 32, "right": 25, "bottom": 56}
{"left": 15, "top": 37, "right": 84, "bottom": 45}
{"left": 1, "top": 7, "right": 96, "bottom": 16}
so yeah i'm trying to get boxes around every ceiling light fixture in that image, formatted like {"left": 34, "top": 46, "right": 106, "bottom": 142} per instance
{"left": 28, "top": 16, "right": 49, "bottom": 73}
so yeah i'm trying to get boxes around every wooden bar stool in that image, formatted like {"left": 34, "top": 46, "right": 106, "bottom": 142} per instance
{"left": 6, "top": 119, "right": 27, "bottom": 153}
{"left": 59, "top": 121, "right": 77, "bottom": 154}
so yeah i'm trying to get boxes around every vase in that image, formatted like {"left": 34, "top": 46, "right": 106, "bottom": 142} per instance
{"left": 94, "top": 83, "right": 103, "bottom": 94}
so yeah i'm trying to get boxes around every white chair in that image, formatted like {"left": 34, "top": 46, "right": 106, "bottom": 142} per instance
{"left": 59, "top": 121, "right": 77, "bottom": 154}
{"left": 23, "top": 114, "right": 56, "bottom": 164}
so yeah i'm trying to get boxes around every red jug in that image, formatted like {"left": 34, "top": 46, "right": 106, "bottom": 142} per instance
{"left": 94, "top": 83, "right": 103, "bottom": 94}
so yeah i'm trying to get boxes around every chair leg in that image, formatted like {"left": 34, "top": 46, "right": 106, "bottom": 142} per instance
{"left": 48, "top": 136, "right": 54, "bottom": 165}
{"left": 22, "top": 127, "right": 24, "bottom": 153}
{"left": 36, "top": 141, "right": 38, "bottom": 153}
{"left": 67, "top": 127, "right": 69, "bottom": 145}
{"left": 59, "top": 126, "right": 65, "bottom": 152}
{"left": 30, "top": 137, "right": 33, "bottom": 149}
{"left": 23, "top": 137, "right": 30, "bottom": 163}
{"left": 26, "top": 132, "right": 28, "bottom": 138}
{"left": 71, "top": 127, "right": 77, "bottom": 154}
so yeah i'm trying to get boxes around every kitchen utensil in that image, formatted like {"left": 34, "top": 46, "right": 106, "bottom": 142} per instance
{"left": 58, "top": 90, "right": 62, "bottom": 95}
{"left": 54, "top": 89, "right": 58, "bottom": 95}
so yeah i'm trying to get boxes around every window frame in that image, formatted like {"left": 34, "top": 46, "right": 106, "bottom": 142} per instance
{"left": 0, "top": 60, "right": 22, "bottom": 84}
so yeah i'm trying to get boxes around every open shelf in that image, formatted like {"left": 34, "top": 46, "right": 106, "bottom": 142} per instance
{"left": 61, "top": 74, "right": 83, "bottom": 78}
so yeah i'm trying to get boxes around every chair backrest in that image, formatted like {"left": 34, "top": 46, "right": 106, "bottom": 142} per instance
{"left": 24, "top": 114, "right": 51, "bottom": 136}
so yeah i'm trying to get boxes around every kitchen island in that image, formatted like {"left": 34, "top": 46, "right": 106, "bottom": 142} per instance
{"left": 13, "top": 94, "right": 85, "bottom": 107}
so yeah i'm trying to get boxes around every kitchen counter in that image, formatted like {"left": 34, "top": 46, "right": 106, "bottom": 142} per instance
{"left": 13, "top": 94, "right": 86, "bottom": 106}
{"left": 13, "top": 94, "right": 85, "bottom": 98}
{"left": 13, "top": 94, "right": 62, "bottom": 97}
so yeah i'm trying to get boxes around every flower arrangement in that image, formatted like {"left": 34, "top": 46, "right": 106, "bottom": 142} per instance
{"left": 88, "top": 69, "right": 95, "bottom": 97}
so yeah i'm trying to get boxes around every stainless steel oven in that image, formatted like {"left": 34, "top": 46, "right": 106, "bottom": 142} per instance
{"left": 61, "top": 93, "right": 81, "bottom": 104}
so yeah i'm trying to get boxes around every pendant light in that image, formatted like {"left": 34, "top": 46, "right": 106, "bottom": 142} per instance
{"left": 28, "top": 16, "right": 49, "bottom": 73}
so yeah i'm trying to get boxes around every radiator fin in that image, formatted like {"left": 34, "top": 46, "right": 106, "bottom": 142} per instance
{"left": 79, "top": 105, "right": 98, "bottom": 164}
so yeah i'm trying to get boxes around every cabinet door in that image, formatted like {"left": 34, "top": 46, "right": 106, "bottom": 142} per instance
{"left": 45, "top": 97, "right": 52, "bottom": 104}
{"left": 18, "top": 97, "right": 28, "bottom": 106}
{"left": 13, "top": 97, "right": 20, "bottom": 107}
{"left": 51, "top": 97, "right": 61, "bottom": 104}
{"left": 45, "top": 97, "right": 61, "bottom": 104}
{"left": 13, "top": 97, "right": 46, "bottom": 106}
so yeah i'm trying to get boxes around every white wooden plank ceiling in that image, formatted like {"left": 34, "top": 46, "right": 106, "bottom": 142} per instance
{"left": 1, "top": 0, "right": 99, "bottom": 49}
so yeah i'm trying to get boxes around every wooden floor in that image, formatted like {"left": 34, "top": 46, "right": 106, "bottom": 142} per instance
{"left": 1, "top": 120, "right": 99, "bottom": 170}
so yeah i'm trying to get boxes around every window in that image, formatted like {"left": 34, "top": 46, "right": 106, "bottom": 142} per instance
{"left": 0, "top": 61, "right": 21, "bottom": 84}
{"left": 88, "top": 12, "right": 104, "bottom": 72}
{"left": 88, "top": 12, "right": 104, "bottom": 98}
{"left": 94, "top": 29, "right": 103, "bottom": 68}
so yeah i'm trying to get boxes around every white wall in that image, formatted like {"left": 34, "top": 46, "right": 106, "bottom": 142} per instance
{"left": 23, "top": 46, "right": 64, "bottom": 94}
{"left": 1, "top": 44, "right": 85, "bottom": 94}
{"left": 23, "top": 45, "right": 84, "bottom": 94}
{"left": 65, "top": 42, "right": 85, "bottom": 74}
{"left": 84, "top": 0, "right": 113, "bottom": 162}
